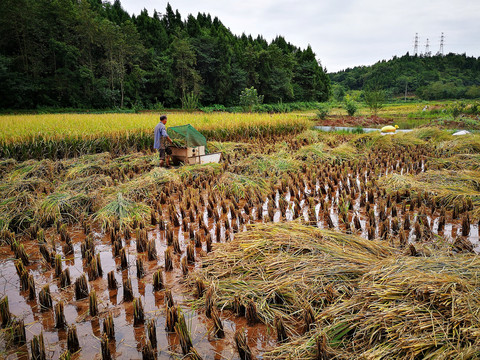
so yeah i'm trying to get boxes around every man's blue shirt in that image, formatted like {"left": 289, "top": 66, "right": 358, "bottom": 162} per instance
{"left": 154, "top": 122, "right": 168, "bottom": 149}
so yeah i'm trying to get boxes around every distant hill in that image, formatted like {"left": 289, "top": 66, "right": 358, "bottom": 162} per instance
{"left": 329, "top": 53, "right": 480, "bottom": 100}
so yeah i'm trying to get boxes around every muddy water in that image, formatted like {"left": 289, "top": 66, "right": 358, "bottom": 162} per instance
{"left": 0, "top": 225, "right": 275, "bottom": 359}
{"left": 308, "top": 175, "right": 480, "bottom": 250}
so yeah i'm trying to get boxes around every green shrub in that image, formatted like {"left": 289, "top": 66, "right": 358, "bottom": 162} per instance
{"left": 332, "top": 84, "right": 346, "bottom": 102}
{"left": 343, "top": 95, "right": 358, "bottom": 116}
{"left": 200, "top": 101, "right": 326, "bottom": 114}
{"left": 316, "top": 103, "right": 330, "bottom": 119}
{"left": 181, "top": 91, "right": 200, "bottom": 112}
{"left": 363, "top": 89, "right": 385, "bottom": 115}
{"left": 274, "top": 101, "right": 290, "bottom": 113}
{"left": 225, "top": 106, "right": 242, "bottom": 113}
{"left": 240, "top": 87, "right": 264, "bottom": 112}
{"left": 152, "top": 101, "right": 164, "bottom": 111}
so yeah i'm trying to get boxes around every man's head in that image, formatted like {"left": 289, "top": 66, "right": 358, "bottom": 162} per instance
{"left": 160, "top": 115, "right": 167, "bottom": 124}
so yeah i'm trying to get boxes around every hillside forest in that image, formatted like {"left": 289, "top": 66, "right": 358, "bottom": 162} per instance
{"left": 329, "top": 53, "right": 480, "bottom": 102}
{"left": 0, "top": 0, "right": 330, "bottom": 110}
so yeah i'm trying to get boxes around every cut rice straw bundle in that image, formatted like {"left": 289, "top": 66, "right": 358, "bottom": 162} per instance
{"left": 214, "top": 172, "right": 269, "bottom": 201}
{"left": 429, "top": 154, "right": 480, "bottom": 171}
{"left": 118, "top": 167, "right": 180, "bottom": 202}
{"left": 294, "top": 143, "right": 332, "bottom": 163}
{"left": 435, "top": 134, "right": 480, "bottom": 155}
{"left": 94, "top": 193, "right": 151, "bottom": 233}
{"left": 328, "top": 143, "right": 358, "bottom": 160}
{"left": 264, "top": 253, "right": 480, "bottom": 359}
{"left": 236, "top": 151, "right": 302, "bottom": 179}
{"left": 195, "top": 222, "right": 397, "bottom": 325}
{"left": 378, "top": 170, "right": 480, "bottom": 217}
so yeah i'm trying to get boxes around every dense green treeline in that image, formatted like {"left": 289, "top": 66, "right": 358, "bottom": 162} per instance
{"left": 330, "top": 53, "right": 480, "bottom": 100}
{"left": 0, "top": 0, "right": 330, "bottom": 110}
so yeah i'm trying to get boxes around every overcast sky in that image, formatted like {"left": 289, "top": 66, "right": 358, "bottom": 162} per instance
{"left": 116, "top": 0, "right": 480, "bottom": 72}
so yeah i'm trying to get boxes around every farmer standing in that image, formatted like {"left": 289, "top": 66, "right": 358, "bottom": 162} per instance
{"left": 154, "top": 115, "right": 173, "bottom": 167}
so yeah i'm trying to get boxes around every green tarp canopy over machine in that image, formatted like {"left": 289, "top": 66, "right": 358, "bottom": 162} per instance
{"left": 167, "top": 124, "right": 208, "bottom": 153}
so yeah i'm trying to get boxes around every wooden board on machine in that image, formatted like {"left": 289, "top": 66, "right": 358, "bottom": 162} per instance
{"left": 170, "top": 146, "right": 222, "bottom": 165}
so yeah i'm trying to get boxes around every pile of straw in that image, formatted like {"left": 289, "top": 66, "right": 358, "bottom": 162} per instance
{"left": 268, "top": 254, "right": 480, "bottom": 359}
{"left": 378, "top": 169, "right": 480, "bottom": 216}
{"left": 196, "top": 222, "right": 396, "bottom": 324}
{"left": 195, "top": 222, "right": 480, "bottom": 359}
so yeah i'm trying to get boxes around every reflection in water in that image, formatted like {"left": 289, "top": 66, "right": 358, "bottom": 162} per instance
{"left": 109, "top": 289, "right": 118, "bottom": 306}
{"left": 165, "top": 332, "right": 179, "bottom": 355}
{"left": 125, "top": 302, "right": 133, "bottom": 325}
{"left": 138, "top": 278, "right": 146, "bottom": 297}
{"left": 154, "top": 291, "right": 163, "bottom": 309}
{"left": 107, "top": 339, "right": 117, "bottom": 359}
{"left": 40, "top": 308, "right": 55, "bottom": 330}
{"left": 0, "top": 218, "right": 274, "bottom": 359}
{"left": 57, "top": 328, "right": 67, "bottom": 343}
{"left": 134, "top": 323, "right": 145, "bottom": 351}
{"left": 91, "top": 317, "right": 101, "bottom": 337}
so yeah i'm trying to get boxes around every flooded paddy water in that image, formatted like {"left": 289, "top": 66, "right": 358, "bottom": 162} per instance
{"left": 1, "top": 129, "right": 480, "bottom": 359}
{"left": 0, "top": 208, "right": 275, "bottom": 359}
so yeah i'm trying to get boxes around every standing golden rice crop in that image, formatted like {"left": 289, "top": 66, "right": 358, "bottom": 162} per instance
{"left": 0, "top": 113, "right": 311, "bottom": 160}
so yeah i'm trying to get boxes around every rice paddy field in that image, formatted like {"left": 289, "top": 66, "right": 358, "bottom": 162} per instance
{"left": 1, "top": 112, "right": 480, "bottom": 360}
{"left": 0, "top": 113, "right": 309, "bottom": 161}
{"left": 319, "top": 100, "right": 480, "bottom": 130}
